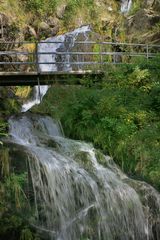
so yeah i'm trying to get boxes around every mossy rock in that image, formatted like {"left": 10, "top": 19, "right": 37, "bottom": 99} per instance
{"left": 74, "top": 151, "right": 94, "bottom": 172}
{"left": 95, "top": 150, "right": 108, "bottom": 168}
{"left": 46, "top": 138, "right": 61, "bottom": 150}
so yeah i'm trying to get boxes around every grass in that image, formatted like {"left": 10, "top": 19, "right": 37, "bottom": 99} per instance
{"left": 0, "top": 0, "right": 28, "bottom": 28}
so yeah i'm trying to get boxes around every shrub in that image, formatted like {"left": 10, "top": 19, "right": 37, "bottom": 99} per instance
{"left": 33, "top": 58, "right": 160, "bottom": 191}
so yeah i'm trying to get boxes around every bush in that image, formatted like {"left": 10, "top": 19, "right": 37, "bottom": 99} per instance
{"left": 33, "top": 59, "right": 160, "bottom": 191}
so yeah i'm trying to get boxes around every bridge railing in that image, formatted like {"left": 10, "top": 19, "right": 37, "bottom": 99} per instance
{"left": 0, "top": 41, "right": 160, "bottom": 73}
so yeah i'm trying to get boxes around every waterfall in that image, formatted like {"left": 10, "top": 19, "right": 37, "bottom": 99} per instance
{"left": 121, "top": 0, "right": 132, "bottom": 13}
{"left": 21, "top": 26, "right": 91, "bottom": 113}
{"left": 38, "top": 25, "right": 91, "bottom": 72}
{"left": 8, "top": 113, "right": 160, "bottom": 240}
{"left": 21, "top": 85, "right": 49, "bottom": 112}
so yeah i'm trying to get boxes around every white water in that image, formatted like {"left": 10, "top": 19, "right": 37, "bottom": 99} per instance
{"left": 8, "top": 114, "right": 160, "bottom": 240}
{"left": 38, "top": 25, "right": 91, "bottom": 72}
{"left": 121, "top": 0, "right": 132, "bottom": 13}
{"left": 21, "top": 26, "right": 91, "bottom": 113}
{"left": 21, "top": 85, "right": 49, "bottom": 112}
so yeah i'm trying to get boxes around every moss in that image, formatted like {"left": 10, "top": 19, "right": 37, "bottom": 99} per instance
{"left": 74, "top": 151, "right": 94, "bottom": 172}
{"left": 128, "top": 0, "right": 141, "bottom": 16}
{"left": 46, "top": 138, "right": 61, "bottom": 149}
{"left": 0, "top": 147, "right": 10, "bottom": 178}
{"left": 95, "top": 150, "right": 108, "bottom": 168}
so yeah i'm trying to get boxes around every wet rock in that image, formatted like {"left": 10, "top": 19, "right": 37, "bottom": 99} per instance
{"left": 95, "top": 150, "right": 109, "bottom": 168}
{"left": 74, "top": 151, "right": 94, "bottom": 172}
{"left": 124, "top": 178, "right": 160, "bottom": 240}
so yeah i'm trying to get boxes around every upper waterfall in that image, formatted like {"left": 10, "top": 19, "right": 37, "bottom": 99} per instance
{"left": 21, "top": 26, "right": 91, "bottom": 113}
{"left": 38, "top": 25, "right": 91, "bottom": 72}
{"left": 121, "top": 0, "right": 132, "bottom": 13}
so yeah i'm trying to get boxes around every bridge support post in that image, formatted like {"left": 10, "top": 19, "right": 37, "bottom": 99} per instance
{"left": 35, "top": 42, "right": 41, "bottom": 102}
{"left": 37, "top": 76, "right": 41, "bottom": 102}
{"left": 146, "top": 44, "right": 149, "bottom": 61}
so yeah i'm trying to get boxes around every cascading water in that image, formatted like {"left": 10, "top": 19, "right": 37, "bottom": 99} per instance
{"left": 21, "top": 26, "right": 91, "bottom": 113}
{"left": 8, "top": 113, "right": 160, "bottom": 240}
{"left": 38, "top": 25, "right": 91, "bottom": 72}
{"left": 121, "top": 0, "right": 132, "bottom": 13}
{"left": 21, "top": 85, "right": 49, "bottom": 112}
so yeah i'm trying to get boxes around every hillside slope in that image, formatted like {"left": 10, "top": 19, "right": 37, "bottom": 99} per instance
{"left": 0, "top": 0, "right": 159, "bottom": 43}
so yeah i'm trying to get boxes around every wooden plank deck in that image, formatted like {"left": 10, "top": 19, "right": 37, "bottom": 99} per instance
{"left": 0, "top": 71, "right": 104, "bottom": 86}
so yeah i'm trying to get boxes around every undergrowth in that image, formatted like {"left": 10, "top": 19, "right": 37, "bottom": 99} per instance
{"left": 33, "top": 57, "right": 160, "bottom": 191}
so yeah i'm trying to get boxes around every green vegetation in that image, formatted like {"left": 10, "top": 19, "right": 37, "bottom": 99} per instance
{"left": 0, "top": 121, "right": 8, "bottom": 140}
{"left": 0, "top": 87, "right": 21, "bottom": 144}
{"left": 0, "top": 87, "right": 38, "bottom": 240}
{"left": 0, "top": 146, "right": 37, "bottom": 240}
{"left": 129, "top": 0, "right": 141, "bottom": 15}
{"left": 22, "top": 0, "right": 58, "bottom": 16}
{"left": 33, "top": 58, "right": 160, "bottom": 191}
{"left": 0, "top": 0, "right": 122, "bottom": 40}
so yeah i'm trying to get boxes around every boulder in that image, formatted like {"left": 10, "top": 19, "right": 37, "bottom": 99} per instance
{"left": 56, "top": 4, "right": 67, "bottom": 19}
{"left": 39, "top": 21, "right": 50, "bottom": 31}
{"left": 48, "top": 17, "right": 59, "bottom": 28}
{"left": 24, "top": 25, "right": 38, "bottom": 40}
{"left": 51, "top": 25, "right": 59, "bottom": 36}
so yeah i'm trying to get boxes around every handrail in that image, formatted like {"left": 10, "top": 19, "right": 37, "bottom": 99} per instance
{"left": 0, "top": 51, "right": 159, "bottom": 56}
{"left": 0, "top": 40, "right": 160, "bottom": 74}
{"left": 0, "top": 41, "right": 160, "bottom": 48}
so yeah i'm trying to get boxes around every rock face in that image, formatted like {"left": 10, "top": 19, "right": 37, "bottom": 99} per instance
{"left": 38, "top": 20, "right": 59, "bottom": 39}
{"left": 125, "top": 0, "right": 160, "bottom": 43}
{"left": 125, "top": 178, "right": 160, "bottom": 240}
{"left": 0, "top": 12, "right": 23, "bottom": 42}
{"left": 127, "top": 9, "right": 160, "bottom": 32}
{"left": 0, "top": 0, "right": 160, "bottom": 46}
{"left": 0, "top": 13, "right": 8, "bottom": 39}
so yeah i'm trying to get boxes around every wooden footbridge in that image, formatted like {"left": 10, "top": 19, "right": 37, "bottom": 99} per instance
{"left": 0, "top": 41, "right": 159, "bottom": 86}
